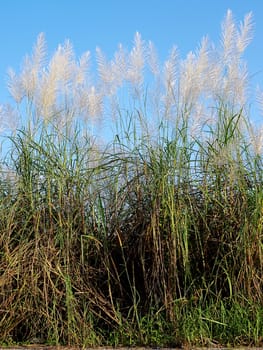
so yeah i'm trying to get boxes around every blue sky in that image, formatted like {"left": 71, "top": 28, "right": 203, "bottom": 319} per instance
{"left": 0, "top": 1, "right": 262, "bottom": 107}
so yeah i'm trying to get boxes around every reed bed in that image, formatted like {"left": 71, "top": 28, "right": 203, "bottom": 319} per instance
{"left": 0, "top": 10, "right": 262, "bottom": 347}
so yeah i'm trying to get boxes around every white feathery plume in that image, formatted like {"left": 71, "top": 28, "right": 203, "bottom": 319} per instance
{"left": 20, "top": 32, "right": 47, "bottom": 99}
{"left": 180, "top": 51, "right": 199, "bottom": 109}
{"left": 73, "top": 84, "right": 103, "bottom": 123}
{"left": 96, "top": 47, "right": 115, "bottom": 94}
{"left": 221, "top": 9, "right": 237, "bottom": 62}
{"left": 189, "top": 102, "right": 206, "bottom": 138}
{"left": 162, "top": 46, "right": 178, "bottom": 117}
{"left": 148, "top": 41, "right": 160, "bottom": 76}
{"left": 112, "top": 44, "right": 127, "bottom": 88}
{"left": 20, "top": 55, "right": 38, "bottom": 99}
{"left": 72, "top": 85, "right": 86, "bottom": 113}
{"left": 0, "top": 103, "right": 18, "bottom": 132}
{"left": 231, "top": 61, "right": 249, "bottom": 106}
{"left": 36, "top": 70, "right": 57, "bottom": 121}
{"left": 207, "top": 46, "right": 223, "bottom": 98}
{"left": 96, "top": 46, "right": 108, "bottom": 82}
{"left": 180, "top": 37, "right": 211, "bottom": 119}
{"left": 163, "top": 46, "right": 178, "bottom": 103}
{"left": 194, "top": 36, "right": 211, "bottom": 94}
{"left": 36, "top": 40, "right": 76, "bottom": 121}
{"left": 7, "top": 68, "right": 24, "bottom": 103}
{"left": 219, "top": 10, "right": 252, "bottom": 109}
{"left": 127, "top": 32, "right": 145, "bottom": 88}
{"left": 220, "top": 55, "right": 249, "bottom": 109}
{"left": 71, "top": 52, "right": 91, "bottom": 119}
{"left": 31, "top": 32, "right": 47, "bottom": 70}
{"left": 256, "top": 87, "right": 263, "bottom": 117}
{"left": 248, "top": 122, "right": 263, "bottom": 156}
{"left": 87, "top": 86, "right": 103, "bottom": 119}
{"left": 48, "top": 40, "right": 74, "bottom": 87}
{"left": 0, "top": 104, "right": 8, "bottom": 132}
{"left": 236, "top": 12, "right": 253, "bottom": 54}
{"left": 146, "top": 41, "right": 162, "bottom": 121}
{"left": 163, "top": 46, "right": 178, "bottom": 92}
{"left": 75, "top": 51, "right": 91, "bottom": 85}
{"left": 97, "top": 44, "right": 127, "bottom": 95}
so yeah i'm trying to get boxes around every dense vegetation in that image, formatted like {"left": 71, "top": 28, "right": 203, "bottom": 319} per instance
{"left": 0, "top": 10, "right": 262, "bottom": 346}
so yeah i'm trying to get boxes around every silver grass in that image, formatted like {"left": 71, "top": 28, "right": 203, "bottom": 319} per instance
{"left": 207, "top": 47, "right": 223, "bottom": 99}
{"left": 36, "top": 70, "right": 57, "bottom": 120}
{"left": 189, "top": 102, "right": 207, "bottom": 137}
{"left": 21, "top": 33, "right": 46, "bottom": 94}
{"left": 180, "top": 51, "right": 201, "bottom": 111}
{"left": 162, "top": 46, "right": 178, "bottom": 118}
{"left": 32, "top": 32, "right": 47, "bottom": 68}
{"left": 96, "top": 44, "right": 127, "bottom": 95}
{"left": 86, "top": 86, "right": 103, "bottom": 119}
{"left": 112, "top": 44, "right": 127, "bottom": 89}
{"left": 72, "top": 87, "right": 89, "bottom": 118}
{"left": 20, "top": 32, "right": 47, "bottom": 99}
{"left": 96, "top": 46, "right": 111, "bottom": 84}
{"left": 148, "top": 41, "right": 160, "bottom": 76}
{"left": 255, "top": 87, "right": 263, "bottom": 124}
{"left": 226, "top": 60, "right": 249, "bottom": 107}
{"left": 48, "top": 40, "right": 75, "bottom": 87}
{"left": 7, "top": 68, "right": 24, "bottom": 103}
{"left": 20, "top": 56, "right": 39, "bottom": 99}
{"left": 0, "top": 103, "right": 18, "bottom": 133}
{"left": 248, "top": 122, "right": 263, "bottom": 156}
{"left": 36, "top": 40, "right": 91, "bottom": 123}
{"left": 221, "top": 9, "right": 237, "bottom": 62}
{"left": 75, "top": 51, "right": 91, "bottom": 85}
{"left": 236, "top": 12, "right": 253, "bottom": 54}
{"left": 96, "top": 47, "right": 116, "bottom": 94}
{"left": 146, "top": 42, "right": 162, "bottom": 122}
{"left": 163, "top": 46, "right": 178, "bottom": 93}
{"left": 2, "top": 10, "right": 256, "bottom": 145}
{"left": 194, "top": 37, "right": 211, "bottom": 95}
{"left": 214, "top": 10, "right": 252, "bottom": 110}
{"left": 7, "top": 33, "right": 47, "bottom": 111}
{"left": 126, "top": 32, "right": 145, "bottom": 89}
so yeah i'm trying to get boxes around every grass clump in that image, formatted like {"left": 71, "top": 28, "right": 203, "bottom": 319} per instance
{"left": 0, "top": 9, "right": 262, "bottom": 347}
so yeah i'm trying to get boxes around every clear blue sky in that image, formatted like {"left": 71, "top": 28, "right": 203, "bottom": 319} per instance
{"left": 0, "top": 1, "right": 262, "bottom": 104}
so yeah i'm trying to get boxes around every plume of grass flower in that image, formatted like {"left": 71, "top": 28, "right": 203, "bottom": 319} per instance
{"left": 0, "top": 9, "right": 262, "bottom": 347}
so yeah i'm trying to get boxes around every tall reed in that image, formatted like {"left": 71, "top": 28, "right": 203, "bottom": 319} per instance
{"left": 0, "top": 10, "right": 262, "bottom": 346}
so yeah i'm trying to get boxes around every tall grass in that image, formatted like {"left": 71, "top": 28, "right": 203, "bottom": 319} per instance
{"left": 0, "top": 10, "right": 262, "bottom": 346}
